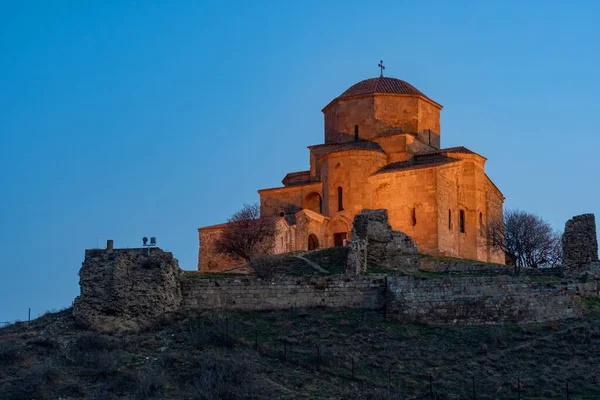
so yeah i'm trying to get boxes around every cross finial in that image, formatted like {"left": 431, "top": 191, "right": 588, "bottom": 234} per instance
{"left": 378, "top": 60, "right": 385, "bottom": 77}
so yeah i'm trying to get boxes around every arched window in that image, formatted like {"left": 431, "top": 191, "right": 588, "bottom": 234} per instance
{"left": 459, "top": 210, "right": 465, "bottom": 233}
{"left": 354, "top": 125, "right": 359, "bottom": 141}
{"left": 412, "top": 207, "right": 417, "bottom": 226}
{"left": 448, "top": 209, "right": 452, "bottom": 230}
{"left": 337, "top": 187, "right": 344, "bottom": 211}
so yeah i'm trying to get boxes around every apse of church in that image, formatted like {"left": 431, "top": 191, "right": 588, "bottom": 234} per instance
{"left": 198, "top": 68, "right": 505, "bottom": 272}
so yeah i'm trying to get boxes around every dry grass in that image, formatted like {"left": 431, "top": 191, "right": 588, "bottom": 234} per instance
{"left": 2, "top": 306, "right": 600, "bottom": 399}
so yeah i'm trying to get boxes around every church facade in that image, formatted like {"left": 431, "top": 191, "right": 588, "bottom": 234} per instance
{"left": 198, "top": 75, "right": 505, "bottom": 271}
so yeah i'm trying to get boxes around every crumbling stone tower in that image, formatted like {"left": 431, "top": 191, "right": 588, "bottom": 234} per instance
{"left": 562, "top": 214, "right": 599, "bottom": 277}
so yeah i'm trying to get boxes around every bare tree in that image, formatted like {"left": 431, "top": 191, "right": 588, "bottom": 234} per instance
{"left": 214, "top": 203, "right": 276, "bottom": 262}
{"left": 485, "top": 209, "right": 562, "bottom": 273}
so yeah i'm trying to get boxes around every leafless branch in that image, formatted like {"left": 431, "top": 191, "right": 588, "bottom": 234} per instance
{"left": 214, "top": 203, "right": 276, "bottom": 263}
{"left": 483, "top": 209, "right": 562, "bottom": 273}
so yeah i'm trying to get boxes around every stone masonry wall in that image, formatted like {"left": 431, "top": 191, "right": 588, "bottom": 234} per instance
{"left": 563, "top": 214, "right": 599, "bottom": 277}
{"left": 74, "top": 246, "right": 183, "bottom": 332}
{"left": 347, "top": 209, "right": 419, "bottom": 275}
{"left": 419, "top": 257, "right": 562, "bottom": 277}
{"left": 387, "top": 275, "right": 585, "bottom": 325}
{"left": 181, "top": 275, "right": 386, "bottom": 311}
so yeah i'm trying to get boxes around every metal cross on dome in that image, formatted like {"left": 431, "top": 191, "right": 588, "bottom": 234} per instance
{"left": 378, "top": 60, "right": 385, "bottom": 77}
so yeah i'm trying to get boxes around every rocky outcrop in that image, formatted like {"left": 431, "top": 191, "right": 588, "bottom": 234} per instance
{"left": 347, "top": 209, "right": 419, "bottom": 274}
{"left": 73, "top": 246, "right": 183, "bottom": 332}
{"left": 562, "top": 214, "right": 600, "bottom": 278}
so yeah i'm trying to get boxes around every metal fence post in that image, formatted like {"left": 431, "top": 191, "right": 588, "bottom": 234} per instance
{"left": 429, "top": 373, "right": 433, "bottom": 396}
{"left": 282, "top": 340, "right": 287, "bottom": 361}
{"left": 316, "top": 346, "right": 320, "bottom": 369}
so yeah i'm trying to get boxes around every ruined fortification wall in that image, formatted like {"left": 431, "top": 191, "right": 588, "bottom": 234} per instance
{"left": 386, "top": 275, "right": 586, "bottom": 325}
{"left": 181, "top": 275, "right": 386, "bottom": 311}
{"left": 419, "top": 257, "right": 562, "bottom": 277}
{"left": 563, "top": 213, "right": 600, "bottom": 278}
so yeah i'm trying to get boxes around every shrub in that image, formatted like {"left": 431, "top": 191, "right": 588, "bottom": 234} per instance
{"left": 487, "top": 327, "right": 506, "bottom": 347}
{"left": 57, "top": 380, "right": 86, "bottom": 398}
{"left": 207, "top": 315, "right": 239, "bottom": 348}
{"left": 0, "top": 365, "right": 60, "bottom": 400}
{"left": 249, "top": 255, "right": 279, "bottom": 279}
{"left": 191, "top": 354, "right": 267, "bottom": 399}
{"left": 27, "top": 337, "right": 58, "bottom": 356}
{"left": 0, "top": 342, "right": 21, "bottom": 365}
{"left": 136, "top": 368, "right": 166, "bottom": 398}
{"left": 187, "top": 315, "right": 240, "bottom": 348}
{"left": 71, "top": 334, "right": 120, "bottom": 375}
{"left": 187, "top": 319, "right": 211, "bottom": 349}
{"left": 74, "top": 332, "right": 114, "bottom": 352}
{"left": 157, "top": 351, "right": 178, "bottom": 368}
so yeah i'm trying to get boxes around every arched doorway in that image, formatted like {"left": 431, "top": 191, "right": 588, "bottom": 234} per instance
{"left": 328, "top": 216, "right": 351, "bottom": 247}
{"left": 308, "top": 234, "right": 319, "bottom": 250}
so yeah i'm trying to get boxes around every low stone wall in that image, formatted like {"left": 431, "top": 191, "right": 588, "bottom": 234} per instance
{"left": 181, "top": 275, "right": 386, "bottom": 311}
{"left": 74, "top": 242, "right": 599, "bottom": 331}
{"left": 386, "top": 275, "right": 587, "bottom": 325}
{"left": 419, "top": 257, "right": 515, "bottom": 275}
{"left": 419, "top": 257, "right": 562, "bottom": 277}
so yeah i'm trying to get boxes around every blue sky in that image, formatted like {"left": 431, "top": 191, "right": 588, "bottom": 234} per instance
{"left": 1, "top": 1, "right": 599, "bottom": 322}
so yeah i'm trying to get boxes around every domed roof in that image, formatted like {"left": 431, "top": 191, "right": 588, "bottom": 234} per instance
{"left": 338, "top": 76, "right": 429, "bottom": 100}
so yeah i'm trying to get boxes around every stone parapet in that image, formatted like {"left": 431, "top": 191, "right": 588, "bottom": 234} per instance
{"left": 386, "top": 275, "right": 585, "bottom": 325}
{"left": 181, "top": 275, "right": 386, "bottom": 311}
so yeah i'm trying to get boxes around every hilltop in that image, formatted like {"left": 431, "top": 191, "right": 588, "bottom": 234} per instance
{"left": 2, "top": 302, "right": 600, "bottom": 399}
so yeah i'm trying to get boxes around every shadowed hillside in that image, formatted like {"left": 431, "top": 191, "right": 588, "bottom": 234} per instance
{"left": 2, "top": 301, "right": 600, "bottom": 399}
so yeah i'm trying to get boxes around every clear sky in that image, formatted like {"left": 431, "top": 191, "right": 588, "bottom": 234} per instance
{"left": 1, "top": 1, "right": 599, "bottom": 322}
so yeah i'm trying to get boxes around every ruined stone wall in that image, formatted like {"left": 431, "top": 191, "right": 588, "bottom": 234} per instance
{"left": 76, "top": 244, "right": 596, "bottom": 330}
{"left": 181, "top": 275, "right": 386, "bottom": 311}
{"left": 563, "top": 214, "right": 599, "bottom": 277}
{"left": 74, "top": 247, "right": 183, "bottom": 332}
{"left": 418, "top": 257, "right": 561, "bottom": 277}
{"left": 386, "top": 275, "right": 585, "bottom": 325}
{"left": 180, "top": 272, "right": 591, "bottom": 326}
{"left": 348, "top": 209, "right": 419, "bottom": 274}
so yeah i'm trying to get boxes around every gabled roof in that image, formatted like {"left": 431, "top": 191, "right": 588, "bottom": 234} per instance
{"left": 417, "top": 146, "right": 477, "bottom": 156}
{"left": 375, "top": 155, "right": 459, "bottom": 174}
{"left": 282, "top": 170, "right": 311, "bottom": 186}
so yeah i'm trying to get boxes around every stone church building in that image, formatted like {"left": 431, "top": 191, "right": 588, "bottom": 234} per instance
{"left": 198, "top": 75, "right": 505, "bottom": 271}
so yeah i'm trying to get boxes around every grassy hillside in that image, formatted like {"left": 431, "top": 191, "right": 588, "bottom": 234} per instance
{"left": 2, "top": 300, "right": 600, "bottom": 399}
